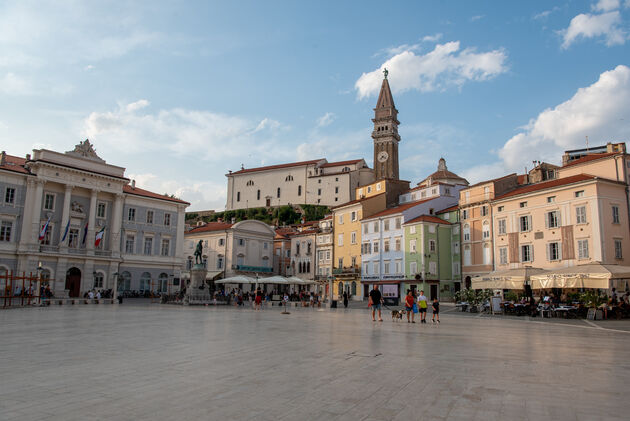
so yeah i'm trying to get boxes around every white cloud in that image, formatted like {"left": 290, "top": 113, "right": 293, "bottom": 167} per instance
{"left": 316, "top": 112, "right": 336, "bottom": 127}
{"left": 355, "top": 41, "right": 508, "bottom": 99}
{"left": 464, "top": 65, "right": 630, "bottom": 183}
{"left": 422, "top": 33, "right": 443, "bottom": 43}
{"left": 592, "top": 0, "right": 620, "bottom": 12}
{"left": 125, "top": 99, "right": 150, "bottom": 113}
{"left": 84, "top": 64, "right": 94, "bottom": 71}
{"left": 533, "top": 6, "right": 561, "bottom": 20}
{"left": 470, "top": 15, "right": 485, "bottom": 22}
{"left": 0, "top": 72, "right": 32, "bottom": 95}
{"left": 561, "top": 11, "right": 626, "bottom": 48}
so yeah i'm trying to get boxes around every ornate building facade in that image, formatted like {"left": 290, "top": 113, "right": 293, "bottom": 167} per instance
{"left": 0, "top": 141, "right": 189, "bottom": 297}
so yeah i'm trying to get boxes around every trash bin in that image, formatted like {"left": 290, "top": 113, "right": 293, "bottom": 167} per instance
{"left": 331, "top": 300, "right": 337, "bottom": 308}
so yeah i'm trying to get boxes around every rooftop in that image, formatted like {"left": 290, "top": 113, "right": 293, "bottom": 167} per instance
{"left": 123, "top": 185, "right": 190, "bottom": 205}
{"left": 403, "top": 214, "right": 451, "bottom": 225}
{"left": 493, "top": 174, "right": 597, "bottom": 200}
{"left": 227, "top": 159, "right": 324, "bottom": 175}
{"left": 0, "top": 153, "right": 30, "bottom": 175}
{"left": 562, "top": 152, "right": 618, "bottom": 168}
{"left": 362, "top": 197, "right": 436, "bottom": 220}
{"left": 319, "top": 159, "right": 363, "bottom": 168}
{"left": 330, "top": 192, "right": 386, "bottom": 210}
{"left": 186, "top": 222, "right": 234, "bottom": 234}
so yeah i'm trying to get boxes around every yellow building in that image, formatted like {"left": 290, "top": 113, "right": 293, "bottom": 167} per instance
{"left": 331, "top": 193, "right": 386, "bottom": 299}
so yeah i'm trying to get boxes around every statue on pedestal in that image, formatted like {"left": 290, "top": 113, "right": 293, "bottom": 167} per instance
{"left": 194, "top": 240, "right": 203, "bottom": 265}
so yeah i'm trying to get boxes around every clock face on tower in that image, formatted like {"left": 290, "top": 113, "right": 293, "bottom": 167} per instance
{"left": 377, "top": 151, "right": 389, "bottom": 163}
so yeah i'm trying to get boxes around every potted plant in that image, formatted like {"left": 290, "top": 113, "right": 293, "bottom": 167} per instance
{"left": 580, "top": 291, "right": 605, "bottom": 319}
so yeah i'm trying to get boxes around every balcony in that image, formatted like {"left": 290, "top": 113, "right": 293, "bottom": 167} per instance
{"left": 332, "top": 266, "right": 360, "bottom": 275}
{"left": 235, "top": 265, "right": 273, "bottom": 273}
{"left": 68, "top": 248, "right": 87, "bottom": 255}
{"left": 40, "top": 245, "right": 59, "bottom": 253}
{"left": 95, "top": 250, "right": 112, "bottom": 257}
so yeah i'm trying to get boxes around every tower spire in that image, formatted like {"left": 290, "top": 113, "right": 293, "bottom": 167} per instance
{"left": 372, "top": 71, "right": 400, "bottom": 180}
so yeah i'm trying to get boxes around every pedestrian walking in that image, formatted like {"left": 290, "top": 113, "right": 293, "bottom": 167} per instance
{"left": 343, "top": 291, "right": 348, "bottom": 308}
{"left": 431, "top": 297, "right": 440, "bottom": 323}
{"left": 369, "top": 285, "right": 383, "bottom": 322}
{"left": 254, "top": 288, "right": 263, "bottom": 310}
{"left": 404, "top": 290, "right": 415, "bottom": 323}
{"left": 417, "top": 290, "right": 428, "bottom": 323}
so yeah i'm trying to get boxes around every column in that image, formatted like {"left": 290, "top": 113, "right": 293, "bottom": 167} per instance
{"left": 30, "top": 180, "right": 45, "bottom": 244}
{"left": 174, "top": 204, "right": 186, "bottom": 261}
{"left": 58, "top": 185, "right": 73, "bottom": 249}
{"left": 86, "top": 190, "right": 98, "bottom": 252}
{"left": 110, "top": 193, "right": 124, "bottom": 256}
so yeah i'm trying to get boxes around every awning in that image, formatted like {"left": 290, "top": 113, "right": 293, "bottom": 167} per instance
{"left": 205, "top": 271, "right": 222, "bottom": 281}
{"left": 286, "top": 276, "right": 317, "bottom": 285}
{"left": 215, "top": 275, "right": 256, "bottom": 284}
{"left": 471, "top": 267, "right": 545, "bottom": 290}
{"left": 529, "top": 263, "right": 630, "bottom": 289}
{"left": 258, "top": 276, "right": 290, "bottom": 284}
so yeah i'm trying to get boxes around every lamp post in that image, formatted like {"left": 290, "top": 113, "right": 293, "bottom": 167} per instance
{"left": 36, "top": 261, "right": 43, "bottom": 306}
{"left": 112, "top": 272, "right": 119, "bottom": 303}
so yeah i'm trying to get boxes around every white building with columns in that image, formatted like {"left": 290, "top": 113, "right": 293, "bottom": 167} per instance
{"left": 0, "top": 141, "right": 188, "bottom": 297}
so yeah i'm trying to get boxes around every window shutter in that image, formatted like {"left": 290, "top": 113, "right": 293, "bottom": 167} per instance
{"left": 528, "top": 216, "right": 532, "bottom": 232}
{"left": 557, "top": 212, "right": 561, "bottom": 227}
{"left": 545, "top": 243, "right": 549, "bottom": 261}
{"left": 545, "top": 213, "right": 549, "bottom": 229}
{"left": 558, "top": 243, "right": 562, "bottom": 260}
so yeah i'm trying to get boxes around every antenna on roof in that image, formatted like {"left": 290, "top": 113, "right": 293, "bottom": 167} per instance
{"left": 586, "top": 136, "right": 589, "bottom": 152}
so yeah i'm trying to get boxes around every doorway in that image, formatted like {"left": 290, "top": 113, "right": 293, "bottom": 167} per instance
{"left": 266, "top": 198, "right": 271, "bottom": 207}
{"left": 430, "top": 284, "right": 438, "bottom": 301}
{"left": 65, "top": 267, "right": 81, "bottom": 297}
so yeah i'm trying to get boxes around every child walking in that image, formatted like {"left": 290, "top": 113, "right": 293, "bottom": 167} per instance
{"left": 432, "top": 297, "right": 440, "bottom": 323}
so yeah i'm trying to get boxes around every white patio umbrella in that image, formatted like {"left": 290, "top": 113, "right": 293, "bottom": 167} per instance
{"left": 471, "top": 267, "right": 545, "bottom": 290}
{"left": 215, "top": 275, "right": 256, "bottom": 284}
{"left": 258, "top": 276, "right": 290, "bottom": 285}
{"left": 530, "top": 263, "right": 630, "bottom": 290}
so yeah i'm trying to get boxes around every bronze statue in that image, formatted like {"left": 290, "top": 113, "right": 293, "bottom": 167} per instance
{"left": 194, "top": 240, "right": 203, "bottom": 265}
{"left": 383, "top": 68, "right": 388, "bottom": 79}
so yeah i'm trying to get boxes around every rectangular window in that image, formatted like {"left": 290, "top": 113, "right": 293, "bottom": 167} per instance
{"left": 68, "top": 229, "right": 79, "bottom": 248}
{"left": 277, "top": 188, "right": 281, "bottom": 198}
{"left": 326, "top": 250, "right": 331, "bottom": 260}
{"left": 337, "top": 234, "right": 343, "bottom": 246}
{"left": 453, "top": 262, "right": 460, "bottom": 275}
{"left": 546, "top": 211, "right": 560, "bottom": 228}
{"left": 548, "top": 242, "right": 560, "bottom": 261}
{"left": 219, "top": 238, "right": 225, "bottom": 246}
{"left": 338, "top": 257, "right": 343, "bottom": 268}
{"left": 465, "top": 191, "right": 470, "bottom": 202}
{"left": 350, "top": 231, "right": 356, "bottom": 244}
{"left": 373, "top": 221, "right": 379, "bottom": 232}
{"left": 409, "top": 225, "right": 416, "bottom": 234}
{"left": 410, "top": 239, "right": 416, "bottom": 253}
{"left": 519, "top": 215, "right": 530, "bottom": 232}
{"left": 43, "top": 193, "right": 55, "bottom": 210}
{"left": 338, "top": 215, "right": 343, "bottom": 224}
{"left": 351, "top": 211, "right": 357, "bottom": 221}
{"left": 40, "top": 222, "right": 52, "bottom": 245}
{"left": 384, "top": 219, "right": 390, "bottom": 231}
{"left": 520, "top": 201, "right": 527, "bottom": 208}
{"left": 547, "top": 196, "right": 555, "bottom": 203}
{"left": 363, "top": 224, "right": 368, "bottom": 234}
{"left": 615, "top": 239, "right": 623, "bottom": 259}
{"left": 373, "top": 240, "right": 379, "bottom": 253}
{"left": 521, "top": 245, "right": 532, "bottom": 262}
{"left": 429, "top": 240, "right": 436, "bottom": 253}
{"left": 161, "top": 239, "right": 170, "bottom": 256}
{"left": 125, "top": 235, "right": 135, "bottom": 254}
{"left": 164, "top": 213, "right": 171, "bottom": 226}
{"left": 237, "top": 192, "right": 240, "bottom": 202}
{"left": 238, "top": 238, "right": 245, "bottom": 246}
{"left": 481, "top": 206, "right": 488, "bottom": 216}
{"left": 128, "top": 208, "right": 136, "bottom": 222}
{"left": 363, "top": 263, "right": 369, "bottom": 275}
{"left": 97, "top": 202, "right": 106, "bottom": 218}
{"left": 384, "top": 261, "right": 390, "bottom": 274}
{"left": 361, "top": 242, "right": 371, "bottom": 254}
{"left": 612, "top": 206, "right": 620, "bottom": 224}
{"left": 373, "top": 261, "right": 379, "bottom": 275}
{"left": 217, "top": 256, "right": 224, "bottom": 270}
{"left": 429, "top": 261, "right": 437, "bottom": 275}
{"left": 144, "top": 237, "right": 153, "bottom": 255}
{"left": 318, "top": 188, "right": 321, "bottom": 196}
{"left": 395, "top": 237, "right": 401, "bottom": 251}
{"left": 395, "top": 218, "right": 401, "bottom": 229}
{"left": 576, "top": 206, "right": 587, "bottom": 224}
{"left": 384, "top": 238, "right": 390, "bottom": 252}
{"left": 5, "top": 187, "right": 15, "bottom": 204}
{"left": 146, "top": 210, "right": 153, "bottom": 224}
{"left": 335, "top": 186, "right": 339, "bottom": 194}
{"left": 499, "top": 247, "right": 508, "bottom": 265}
{"left": 0, "top": 221, "right": 12, "bottom": 242}
{"left": 578, "top": 239, "right": 589, "bottom": 259}
{"left": 410, "top": 261, "right": 417, "bottom": 274}
{"left": 498, "top": 206, "right": 504, "bottom": 212}
{"left": 575, "top": 190, "right": 584, "bottom": 198}
{"left": 395, "top": 260, "right": 402, "bottom": 274}
{"left": 263, "top": 242, "right": 268, "bottom": 250}
{"left": 498, "top": 219, "right": 506, "bottom": 235}
{"left": 462, "top": 209, "right": 468, "bottom": 220}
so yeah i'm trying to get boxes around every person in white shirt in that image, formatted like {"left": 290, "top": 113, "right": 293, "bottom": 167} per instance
{"left": 417, "top": 291, "right": 428, "bottom": 324}
{"left": 88, "top": 290, "right": 95, "bottom": 300}
{"left": 95, "top": 291, "right": 101, "bottom": 300}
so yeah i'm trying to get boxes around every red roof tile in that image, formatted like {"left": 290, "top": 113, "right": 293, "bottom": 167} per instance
{"left": 562, "top": 152, "right": 618, "bottom": 168}
{"left": 330, "top": 192, "right": 386, "bottom": 210}
{"left": 0, "top": 154, "right": 31, "bottom": 175}
{"left": 363, "top": 197, "right": 436, "bottom": 220}
{"left": 468, "top": 173, "right": 517, "bottom": 188}
{"left": 187, "top": 222, "right": 233, "bottom": 234}
{"left": 437, "top": 205, "right": 458, "bottom": 213}
{"left": 319, "top": 159, "right": 363, "bottom": 168}
{"left": 227, "top": 159, "right": 324, "bottom": 175}
{"left": 494, "top": 174, "right": 597, "bottom": 200}
{"left": 123, "top": 184, "right": 190, "bottom": 205}
{"left": 404, "top": 214, "right": 451, "bottom": 225}
{"left": 293, "top": 229, "right": 318, "bottom": 236}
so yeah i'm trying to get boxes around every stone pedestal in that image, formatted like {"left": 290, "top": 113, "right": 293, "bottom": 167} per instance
{"left": 184, "top": 265, "right": 212, "bottom": 305}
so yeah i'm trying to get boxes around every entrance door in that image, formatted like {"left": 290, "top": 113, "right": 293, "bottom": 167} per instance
{"left": 65, "top": 267, "right": 81, "bottom": 297}
{"left": 266, "top": 198, "right": 271, "bottom": 207}
{"left": 454, "top": 282, "right": 461, "bottom": 294}
{"left": 430, "top": 284, "right": 438, "bottom": 301}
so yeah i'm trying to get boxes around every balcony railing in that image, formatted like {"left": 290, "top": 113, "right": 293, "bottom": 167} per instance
{"left": 95, "top": 250, "right": 112, "bottom": 257}
{"left": 332, "top": 266, "right": 360, "bottom": 275}
{"left": 40, "top": 245, "right": 59, "bottom": 253}
{"left": 68, "top": 248, "right": 87, "bottom": 255}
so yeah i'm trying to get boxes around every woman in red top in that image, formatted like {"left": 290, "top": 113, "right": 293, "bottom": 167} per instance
{"left": 254, "top": 288, "right": 263, "bottom": 310}
{"left": 405, "top": 290, "right": 415, "bottom": 323}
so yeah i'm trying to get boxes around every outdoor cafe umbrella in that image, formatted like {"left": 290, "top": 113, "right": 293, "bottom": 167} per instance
{"left": 214, "top": 275, "right": 256, "bottom": 284}
{"left": 471, "top": 267, "right": 545, "bottom": 290}
{"left": 529, "top": 263, "right": 630, "bottom": 290}
{"left": 258, "top": 275, "right": 290, "bottom": 285}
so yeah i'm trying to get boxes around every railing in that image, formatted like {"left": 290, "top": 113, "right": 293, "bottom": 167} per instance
{"left": 332, "top": 267, "right": 360, "bottom": 275}
{"left": 68, "top": 248, "right": 87, "bottom": 255}
{"left": 95, "top": 250, "right": 112, "bottom": 257}
{"left": 40, "top": 245, "right": 59, "bottom": 253}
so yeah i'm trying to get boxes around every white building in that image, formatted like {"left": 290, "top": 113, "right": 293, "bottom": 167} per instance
{"left": 225, "top": 159, "right": 374, "bottom": 210}
{"left": 0, "top": 141, "right": 189, "bottom": 297}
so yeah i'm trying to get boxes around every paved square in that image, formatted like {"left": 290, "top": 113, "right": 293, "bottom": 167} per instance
{"left": 1, "top": 302, "right": 629, "bottom": 421}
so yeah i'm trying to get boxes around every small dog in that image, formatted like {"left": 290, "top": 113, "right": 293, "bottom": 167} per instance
{"left": 391, "top": 309, "right": 406, "bottom": 321}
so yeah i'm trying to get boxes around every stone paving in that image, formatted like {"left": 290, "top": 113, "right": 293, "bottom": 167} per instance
{"left": 1, "top": 301, "right": 629, "bottom": 421}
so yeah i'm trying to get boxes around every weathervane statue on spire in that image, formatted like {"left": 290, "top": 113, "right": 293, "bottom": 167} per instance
{"left": 383, "top": 68, "right": 388, "bottom": 79}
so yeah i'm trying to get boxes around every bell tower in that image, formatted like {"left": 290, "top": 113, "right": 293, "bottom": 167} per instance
{"left": 372, "top": 69, "right": 400, "bottom": 180}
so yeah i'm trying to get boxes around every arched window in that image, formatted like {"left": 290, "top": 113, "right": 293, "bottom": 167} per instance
{"left": 120, "top": 271, "right": 131, "bottom": 291}
{"left": 306, "top": 261, "right": 310, "bottom": 273}
{"left": 158, "top": 273, "right": 168, "bottom": 292}
{"left": 464, "top": 245, "right": 471, "bottom": 266}
{"left": 140, "top": 272, "right": 151, "bottom": 291}
{"left": 338, "top": 282, "right": 343, "bottom": 295}
{"left": 351, "top": 281, "right": 357, "bottom": 295}
{"left": 298, "top": 185, "right": 302, "bottom": 196}
{"left": 257, "top": 190, "right": 260, "bottom": 200}
{"left": 246, "top": 180, "right": 254, "bottom": 186}
{"left": 483, "top": 244, "right": 491, "bottom": 265}
{"left": 482, "top": 220, "right": 490, "bottom": 239}
{"left": 277, "top": 187, "right": 281, "bottom": 198}
{"left": 342, "top": 167, "right": 350, "bottom": 172}
{"left": 463, "top": 224, "right": 471, "bottom": 241}
{"left": 285, "top": 175, "right": 294, "bottom": 181}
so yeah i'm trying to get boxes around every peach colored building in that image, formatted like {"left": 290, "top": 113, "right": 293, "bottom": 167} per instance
{"left": 492, "top": 174, "right": 630, "bottom": 271}
{"left": 459, "top": 174, "right": 519, "bottom": 286}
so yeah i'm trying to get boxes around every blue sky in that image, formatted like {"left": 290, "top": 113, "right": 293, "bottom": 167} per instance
{"left": 1, "top": 0, "right": 630, "bottom": 210}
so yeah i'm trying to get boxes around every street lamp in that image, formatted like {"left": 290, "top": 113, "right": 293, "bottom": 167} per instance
{"left": 36, "top": 261, "right": 43, "bottom": 306}
{"left": 112, "top": 272, "right": 119, "bottom": 302}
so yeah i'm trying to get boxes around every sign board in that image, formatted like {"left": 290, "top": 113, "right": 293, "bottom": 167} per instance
{"left": 491, "top": 296, "right": 502, "bottom": 314}
{"left": 587, "top": 308, "right": 596, "bottom": 320}
{"left": 382, "top": 284, "right": 398, "bottom": 298}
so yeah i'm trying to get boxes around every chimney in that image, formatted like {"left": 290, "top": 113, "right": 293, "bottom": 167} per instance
{"left": 26, "top": 153, "right": 31, "bottom": 161}
{"left": 131, "top": 179, "right": 136, "bottom": 189}
{"left": 0, "top": 151, "right": 5, "bottom": 166}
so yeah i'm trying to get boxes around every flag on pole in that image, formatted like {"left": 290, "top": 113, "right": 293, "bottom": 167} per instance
{"left": 82, "top": 222, "right": 88, "bottom": 244}
{"left": 61, "top": 219, "right": 70, "bottom": 242}
{"left": 39, "top": 216, "right": 51, "bottom": 242}
{"left": 94, "top": 226, "right": 106, "bottom": 247}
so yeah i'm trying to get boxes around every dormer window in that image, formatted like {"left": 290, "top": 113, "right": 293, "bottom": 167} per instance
{"left": 285, "top": 175, "right": 294, "bottom": 182}
{"left": 342, "top": 167, "right": 350, "bottom": 172}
